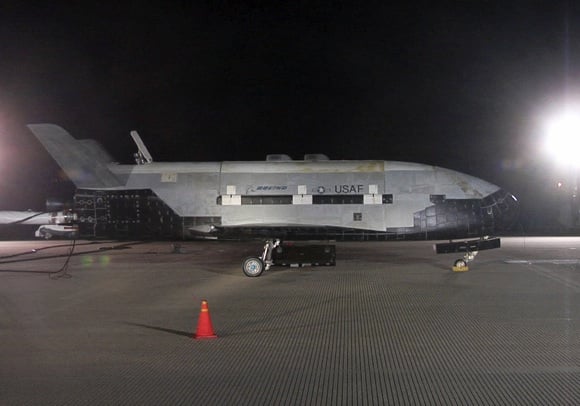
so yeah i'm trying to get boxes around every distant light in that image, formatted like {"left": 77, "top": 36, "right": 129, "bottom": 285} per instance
{"left": 545, "top": 107, "right": 580, "bottom": 167}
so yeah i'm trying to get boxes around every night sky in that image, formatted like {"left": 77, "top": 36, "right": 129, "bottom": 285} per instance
{"left": 0, "top": 2, "right": 578, "bottom": 230}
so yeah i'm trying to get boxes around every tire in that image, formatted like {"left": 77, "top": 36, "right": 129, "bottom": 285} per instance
{"left": 454, "top": 259, "right": 467, "bottom": 268}
{"left": 242, "top": 257, "right": 264, "bottom": 277}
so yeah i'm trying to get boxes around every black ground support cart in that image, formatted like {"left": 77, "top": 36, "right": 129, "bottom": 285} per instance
{"left": 272, "top": 243, "right": 336, "bottom": 267}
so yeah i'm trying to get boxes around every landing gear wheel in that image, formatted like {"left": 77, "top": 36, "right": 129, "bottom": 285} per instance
{"left": 453, "top": 258, "right": 469, "bottom": 272}
{"left": 454, "top": 259, "right": 466, "bottom": 268}
{"left": 242, "top": 257, "right": 264, "bottom": 277}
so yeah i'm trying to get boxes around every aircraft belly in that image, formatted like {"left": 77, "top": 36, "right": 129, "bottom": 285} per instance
{"left": 220, "top": 205, "right": 386, "bottom": 231}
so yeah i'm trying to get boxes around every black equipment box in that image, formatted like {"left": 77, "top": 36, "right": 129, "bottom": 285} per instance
{"left": 272, "top": 244, "right": 336, "bottom": 267}
{"left": 434, "top": 237, "right": 501, "bottom": 254}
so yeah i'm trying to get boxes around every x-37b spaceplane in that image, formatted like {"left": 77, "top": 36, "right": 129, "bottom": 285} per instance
{"left": 27, "top": 124, "right": 518, "bottom": 276}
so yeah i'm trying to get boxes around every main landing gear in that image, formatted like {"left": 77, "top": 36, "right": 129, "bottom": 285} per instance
{"left": 242, "top": 239, "right": 280, "bottom": 277}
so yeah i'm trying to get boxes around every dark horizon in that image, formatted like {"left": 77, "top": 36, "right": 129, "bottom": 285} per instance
{"left": 1, "top": 2, "right": 579, "bottom": 232}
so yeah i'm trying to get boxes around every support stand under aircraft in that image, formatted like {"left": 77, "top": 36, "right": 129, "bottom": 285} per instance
{"left": 434, "top": 236, "right": 501, "bottom": 272}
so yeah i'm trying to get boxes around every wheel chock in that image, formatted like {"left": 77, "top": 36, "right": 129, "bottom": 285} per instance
{"left": 452, "top": 265, "right": 469, "bottom": 272}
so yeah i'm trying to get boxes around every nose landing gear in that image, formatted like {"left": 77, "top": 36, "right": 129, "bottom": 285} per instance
{"left": 434, "top": 236, "right": 500, "bottom": 272}
{"left": 452, "top": 250, "right": 478, "bottom": 272}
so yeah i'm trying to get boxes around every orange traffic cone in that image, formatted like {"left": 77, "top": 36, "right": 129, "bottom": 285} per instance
{"left": 194, "top": 299, "right": 218, "bottom": 339}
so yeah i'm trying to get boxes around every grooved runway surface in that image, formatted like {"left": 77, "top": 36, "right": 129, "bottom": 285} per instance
{"left": 0, "top": 237, "right": 579, "bottom": 405}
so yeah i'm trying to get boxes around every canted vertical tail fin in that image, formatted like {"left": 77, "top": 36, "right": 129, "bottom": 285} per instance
{"left": 27, "top": 124, "right": 122, "bottom": 188}
{"left": 130, "top": 130, "right": 153, "bottom": 164}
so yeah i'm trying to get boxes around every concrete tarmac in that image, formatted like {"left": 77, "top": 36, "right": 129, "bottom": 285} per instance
{"left": 0, "top": 237, "right": 579, "bottom": 405}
